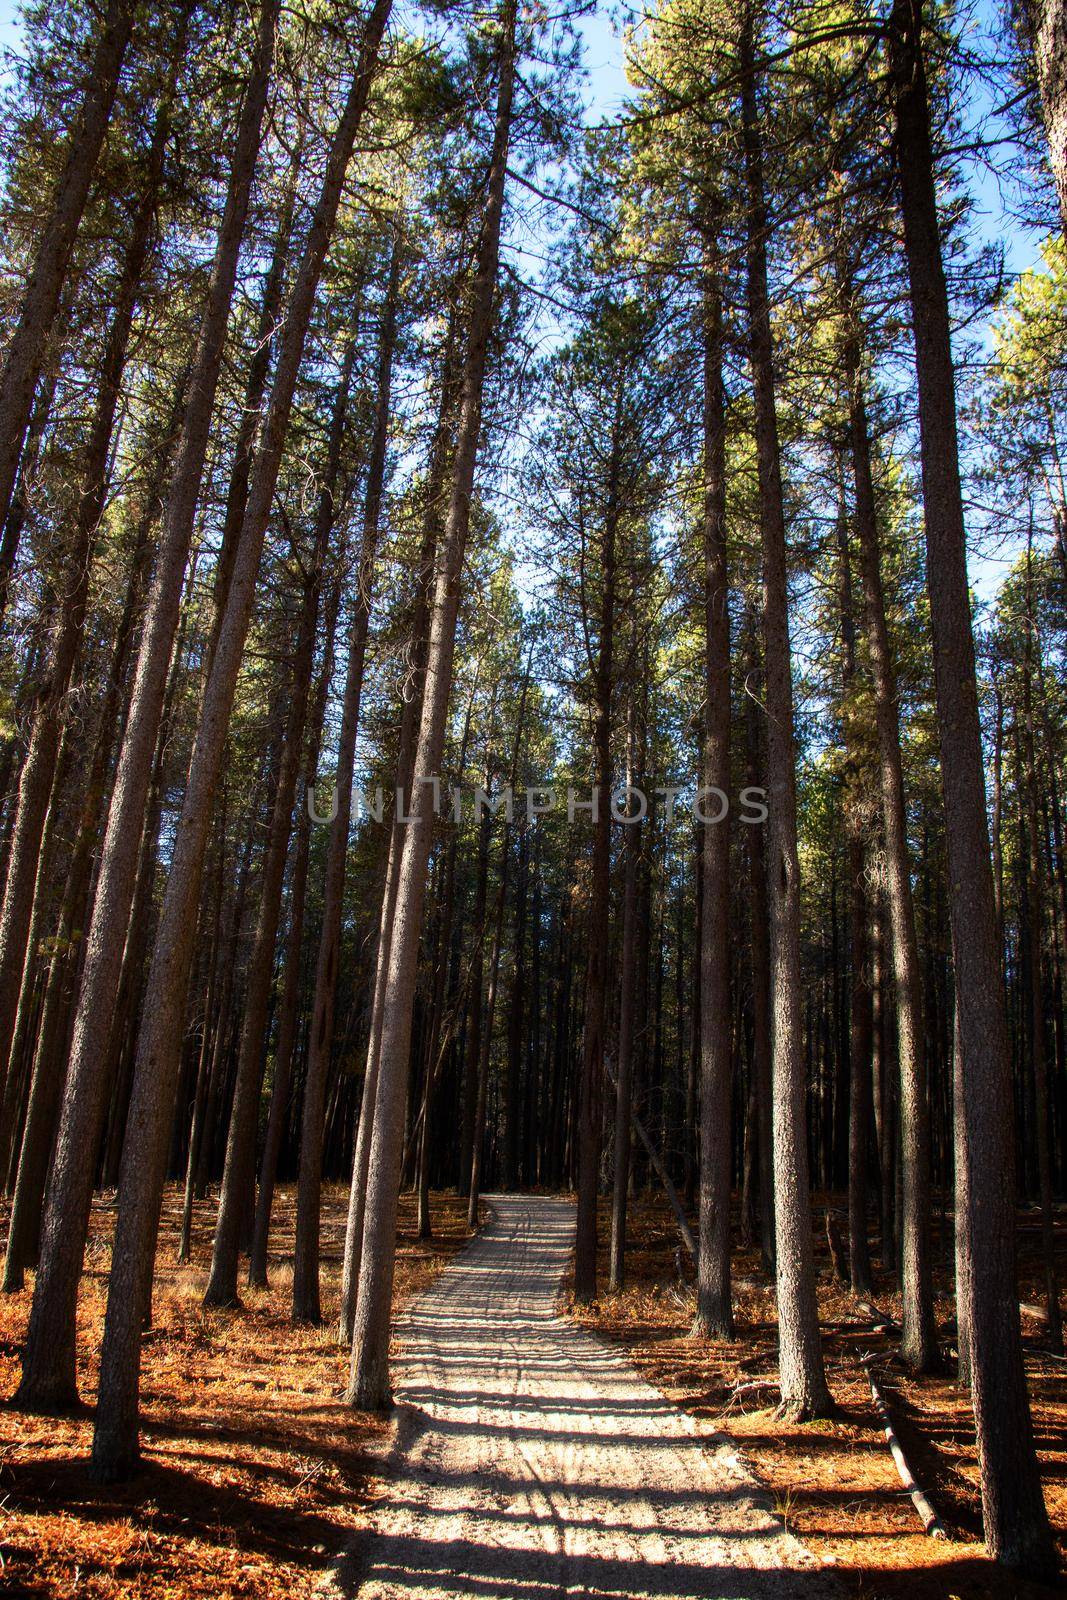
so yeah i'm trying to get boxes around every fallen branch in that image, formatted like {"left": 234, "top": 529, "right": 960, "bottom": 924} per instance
{"left": 854, "top": 1299, "right": 900, "bottom": 1336}
{"left": 862, "top": 1358, "right": 947, "bottom": 1540}
{"left": 604, "top": 1058, "right": 697, "bottom": 1261}
{"left": 724, "top": 1378, "right": 780, "bottom": 1413}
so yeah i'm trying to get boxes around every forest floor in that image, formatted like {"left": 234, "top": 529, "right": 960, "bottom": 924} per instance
{"left": 1, "top": 1188, "right": 1065, "bottom": 1600}
{"left": 569, "top": 1194, "right": 1067, "bottom": 1600}
{"left": 0, "top": 1184, "right": 476, "bottom": 1599}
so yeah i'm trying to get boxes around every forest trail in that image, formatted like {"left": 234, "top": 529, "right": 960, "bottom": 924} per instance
{"left": 345, "top": 1194, "right": 840, "bottom": 1599}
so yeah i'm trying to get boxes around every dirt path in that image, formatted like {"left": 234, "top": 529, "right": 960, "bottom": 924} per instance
{"left": 346, "top": 1194, "right": 840, "bottom": 1599}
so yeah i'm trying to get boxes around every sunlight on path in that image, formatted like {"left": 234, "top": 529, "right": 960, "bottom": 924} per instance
{"left": 345, "top": 1195, "right": 840, "bottom": 1600}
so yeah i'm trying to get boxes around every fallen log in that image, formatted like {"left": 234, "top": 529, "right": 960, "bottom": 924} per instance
{"left": 861, "top": 1357, "right": 946, "bottom": 1540}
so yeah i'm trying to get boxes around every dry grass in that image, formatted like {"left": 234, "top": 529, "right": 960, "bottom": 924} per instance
{"left": 0, "top": 1184, "right": 475, "bottom": 1598}
{"left": 567, "top": 1196, "right": 1067, "bottom": 1600}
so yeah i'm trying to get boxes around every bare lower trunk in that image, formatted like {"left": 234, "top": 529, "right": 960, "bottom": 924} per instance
{"left": 952, "top": 1003, "right": 972, "bottom": 1387}
{"left": 88, "top": 0, "right": 392, "bottom": 1477}
{"left": 834, "top": 461, "right": 873, "bottom": 1299}
{"left": 468, "top": 673, "right": 529, "bottom": 1230}
{"left": 693, "top": 227, "right": 732, "bottom": 1341}
{"left": 206, "top": 344, "right": 355, "bottom": 1310}
{"left": 846, "top": 836, "right": 873, "bottom": 1298}
{"left": 14, "top": 0, "right": 279, "bottom": 1417}
{"left": 608, "top": 719, "right": 641, "bottom": 1293}
{"left": 1021, "top": 551, "right": 1062, "bottom": 1353}
{"left": 744, "top": 624, "right": 774, "bottom": 1275}
{"left": 741, "top": 11, "right": 829, "bottom": 1419}
{"left": 573, "top": 480, "right": 616, "bottom": 1306}
{"left": 890, "top": 0, "right": 1054, "bottom": 1571}
{"left": 843, "top": 284, "right": 937, "bottom": 1369}
{"left": 347, "top": 0, "right": 516, "bottom": 1408}
{"left": 292, "top": 253, "right": 398, "bottom": 1325}
{"left": 248, "top": 544, "right": 347, "bottom": 1288}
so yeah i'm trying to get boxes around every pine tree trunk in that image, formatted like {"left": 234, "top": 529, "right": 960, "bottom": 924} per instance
{"left": 292, "top": 254, "right": 398, "bottom": 1325}
{"left": 247, "top": 542, "right": 348, "bottom": 1287}
{"left": 741, "top": 17, "right": 830, "bottom": 1419}
{"left": 347, "top": 0, "right": 517, "bottom": 1407}
{"left": 1019, "top": 0, "right": 1067, "bottom": 232}
{"left": 205, "top": 343, "right": 356, "bottom": 1310}
{"left": 574, "top": 427, "right": 618, "bottom": 1306}
{"left": 744, "top": 620, "right": 775, "bottom": 1274}
{"left": 178, "top": 820, "right": 226, "bottom": 1264}
{"left": 1021, "top": 547, "right": 1063, "bottom": 1353}
{"left": 843, "top": 284, "right": 936, "bottom": 1366}
{"left": 835, "top": 456, "right": 874, "bottom": 1298}
{"left": 468, "top": 669, "right": 529, "bottom": 1228}
{"left": 609, "top": 711, "right": 641, "bottom": 1293}
{"left": 14, "top": 0, "right": 280, "bottom": 1416}
{"left": 889, "top": 0, "right": 1055, "bottom": 1571}
{"left": 87, "top": 0, "right": 393, "bottom": 1475}
{"left": 693, "top": 228, "right": 733, "bottom": 1340}
{"left": 2, "top": 484, "right": 160, "bottom": 1287}
{"left": 952, "top": 1002, "right": 972, "bottom": 1386}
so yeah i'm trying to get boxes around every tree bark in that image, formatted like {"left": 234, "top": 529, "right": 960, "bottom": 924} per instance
{"left": 842, "top": 277, "right": 937, "bottom": 1367}
{"left": 573, "top": 417, "right": 618, "bottom": 1306}
{"left": 1021, "top": 545, "right": 1062, "bottom": 1353}
{"left": 88, "top": 0, "right": 393, "bottom": 1476}
{"left": 693, "top": 225, "right": 733, "bottom": 1340}
{"left": 292, "top": 249, "right": 399, "bottom": 1325}
{"left": 609, "top": 710, "right": 641, "bottom": 1293}
{"left": 740, "top": 10, "right": 830, "bottom": 1420}
{"left": 347, "top": 0, "right": 516, "bottom": 1408}
{"left": 889, "top": 0, "right": 1055, "bottom": 1571}
{"left": 836, "top": 492, "right": 873, "bottom": 1299}
{"left": 247, "top": 531, "right": 348, "bottom": 1287}
{"left": 1018, "top": 0, "right": 1067, "bottom": 233}
{"left": 14, "top": 0, "right": 280, "bottom": 1416}
{"left": 205, "top": 340, "right": 356, "bottom": 1309}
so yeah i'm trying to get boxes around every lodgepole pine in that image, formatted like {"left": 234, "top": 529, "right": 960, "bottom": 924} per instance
{"left": 693, "top": 222, "right": 733, "bottom": 1340}
{"left": 743, "top": 617, "right": 775, "bottom": 1274}
{"left": 889, "top": 0, "right": 1054, "bottom": 1571}
{"left": 247, "top": 548, "right": 348, "bottom": 1288}
{"left": 608, "top": 702, "right": 642, "bottom": 1293}
{"left": 204, "top": 341, "right": 357, "bottom": 1310}
{"left": 573, "top": 430, "right": 617, "bottom": 1304}
{"left": 468, "top": 665, "right": 530, "bottom": 1228}
{"left": 2, "top": 414, "right": 175, "bottom": 1290}
{"left": 0, "top": 0, "right": 135, "bottom": 601}
{"left": 347, "top": 0, "right": 517, "bottom": 1407}
{"left": 835, "top": 487, "right": 874, "bottom": 1300}
{"left": 1021, "top": 541, "right": 1063, "bottom": 1353}
{"left": 292, "top": 244, "right": 400, "bottom": 1325}
{"left": 0, "top": 43, "right": 181, "bottom": 1109}
{"left": 15, "top": 0, "right": 281, "bottom": 1416}
{"left": 740, "top": 5, "right": 830, "bottom": 1418}
{"left": 841, "top": 274, "right": 937, "bottom": 1366}
{"left": 90, "top": 0, "right": 393, "bottom": 1477}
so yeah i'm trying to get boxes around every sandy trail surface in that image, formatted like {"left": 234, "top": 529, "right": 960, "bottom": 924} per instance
{"left": 347, "top": 1194, "right": 840, "bottom": 1599}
